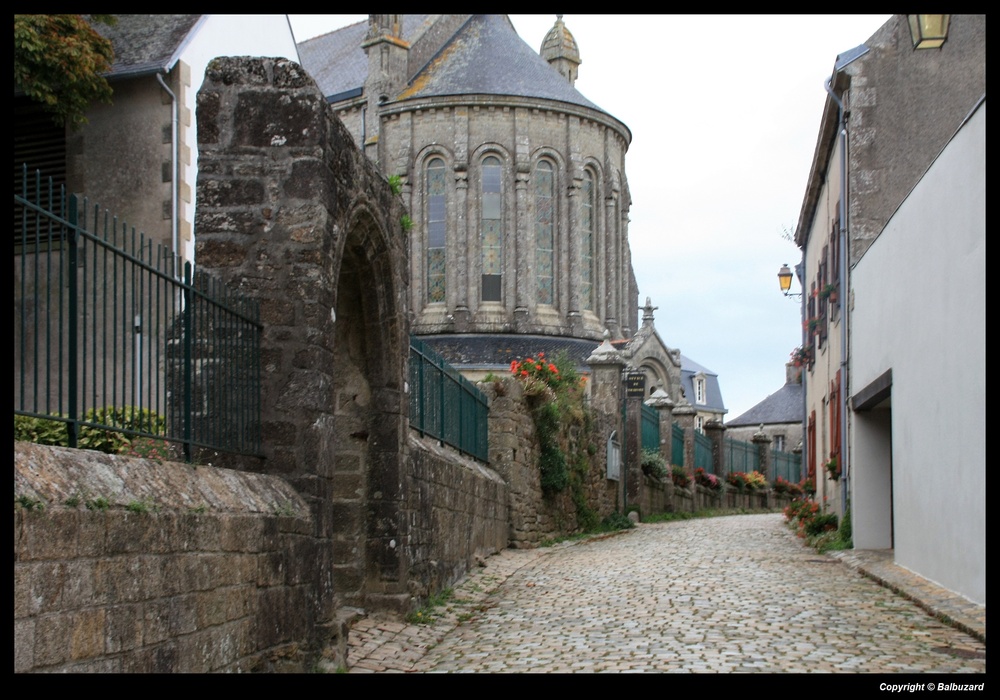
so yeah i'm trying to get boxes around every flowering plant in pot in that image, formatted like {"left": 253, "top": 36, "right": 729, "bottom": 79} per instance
{"left": 694, "top": 467, "right": 721, "bottom": 491}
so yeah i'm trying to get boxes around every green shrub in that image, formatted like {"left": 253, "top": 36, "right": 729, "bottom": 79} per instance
{"left": 640, "top": 449, "right": 668, "bottom": 481}
{"left": 601, "top": 510, "right": 635, "bottom": 531}
{"left": 14, "top": 414, "right": 69, "bottom": 445}
{"left": 839, "top": 506, "right": 852, "bottom": 543}
{"left": 804, "top": 512, "right": 838, "bottom": 537}
{"left": 15, "top": 407, "right": 168, "bottom": 457}
{"left": 387, "top": 174, "right": 403, "bottom": 195}
{"left": 512, "top": 351, "right": 592, "bottom": 504}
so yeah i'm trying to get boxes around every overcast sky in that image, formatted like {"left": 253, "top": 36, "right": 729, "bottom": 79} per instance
{"left": 288, "top": 14, "right": 892, "bottom": 420}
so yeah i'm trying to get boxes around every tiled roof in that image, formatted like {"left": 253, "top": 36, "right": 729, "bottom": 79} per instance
{"left": 94, "top": 15, "right": 203, "bottom": 79}
{"left": 726, "top": 382, "right": 804, "bottom": 427}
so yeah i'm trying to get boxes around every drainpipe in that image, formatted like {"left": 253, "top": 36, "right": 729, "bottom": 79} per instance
{"left": 824, "top": 78, "right": 850, "bottom": 516}
{"left": 795, "top": 261, "right": 807, "bottom": 483}
{"left": 157, "top": 72, "right": 180, "bottom": 264}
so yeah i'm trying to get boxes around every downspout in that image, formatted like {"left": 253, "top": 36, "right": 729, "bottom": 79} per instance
{"left": 156, "top": 72, "right": 180, "bottom": 263}
{"left": 795, "top": 261, "right": 807, "bottom": 482}
{"left": 824, "top": 77, "right": 850, "bottom": 515}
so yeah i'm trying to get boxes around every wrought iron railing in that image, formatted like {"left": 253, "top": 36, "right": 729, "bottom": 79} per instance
{"left": 771, "top": 449, "right": 802, "bottom": 483}
{"left": 408, "top": 336, "right": 489, "bottom": 462}
{"left": 724, "top": 436, "right": 761, "bottom": 476}
{"left": 640, "top": 402, "right": 659, "bottom": 453}
{"left": 694, "top": 429, "right": 714, "bottom": 473}
{"left": 672, "top": 422, "right": 685, "bottom": 467}
{"left": 14, "top": 166, "right": 262, "bottom": 460}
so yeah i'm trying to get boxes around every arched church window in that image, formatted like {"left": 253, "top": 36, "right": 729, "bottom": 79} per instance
{"left": 580, "top": 169, "right": 596, "bottom": 310}
{"left": 426, "top": 157, "right": 446, "bottom": 304}
{"left": 481, "top": 156, "right": 503, "bottom": 302}
{"left": 534, "top": 160, "right": 555, "bottom": 305}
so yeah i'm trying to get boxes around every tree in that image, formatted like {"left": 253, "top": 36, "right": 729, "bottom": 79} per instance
{"left": 14, "top": 14, "right": 117, "bottom": 128}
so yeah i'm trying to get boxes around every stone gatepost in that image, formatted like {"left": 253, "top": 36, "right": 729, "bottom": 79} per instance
{"left": 704, "top": 420, "right": 727, "bottom": 477}
{"left": 672, "top": 399, "right": 696, "bottom": 469}
{"left": 645, "top": 388, "right": 675, "bottom": 466}
{"left": 753, "top": 427, "right": 773, "bottom": 509}
{"left": 586, "top": 332, "right": 625, "bottom": 512}
{"left": 752, "top": 425, "right": 773, "bottom": 482}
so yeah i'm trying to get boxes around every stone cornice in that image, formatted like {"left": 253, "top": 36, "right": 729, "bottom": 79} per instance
{"left": 377, "top": 93, "right": 632, "bottom": 147}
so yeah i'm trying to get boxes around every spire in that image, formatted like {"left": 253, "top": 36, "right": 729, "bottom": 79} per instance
{"left": 540, "top": 15, "right": 581, "bottom": 85}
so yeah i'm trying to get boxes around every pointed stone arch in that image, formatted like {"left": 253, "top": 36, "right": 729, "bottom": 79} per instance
{"left": 331, "top": 203, "right": 410, "bottom": 608}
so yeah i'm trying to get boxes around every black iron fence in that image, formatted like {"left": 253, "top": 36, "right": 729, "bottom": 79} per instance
{"left": 14, "top": 166, "right": 262, "bottom": 460}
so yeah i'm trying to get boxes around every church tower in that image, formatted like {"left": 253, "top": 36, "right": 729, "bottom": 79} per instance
{"left": 361, "top": 14, "right": 410, "bottom": 161}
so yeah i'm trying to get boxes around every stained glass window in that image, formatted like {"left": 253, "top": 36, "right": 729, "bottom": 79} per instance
{"left": 481, "top": 156, "right": 502, "bottom": 302}
{"left": 581, "top": 170, "right": 595, "bottom": 310}
{"left": 426, "top": 158, "right": 446, "bottom": 303}
{"left": 535, "top": 161, "right": 555, "bottom": 305}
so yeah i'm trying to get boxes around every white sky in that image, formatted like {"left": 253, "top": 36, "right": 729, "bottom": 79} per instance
{"left": 288, "top": 14, "right": 892, "bottom": 420}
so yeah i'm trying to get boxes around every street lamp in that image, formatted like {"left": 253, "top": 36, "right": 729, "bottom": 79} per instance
{"left": 777, "top": 263, "right": 801, "bottom": 299}
{"left": 908, "top": 15, "right": 950, "bottom": 49}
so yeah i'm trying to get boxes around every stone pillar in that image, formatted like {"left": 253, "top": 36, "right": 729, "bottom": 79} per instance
{"left": 623, "top": 384, "right": 642, "bottom": 512}
{"left": 644, "top": 388, "right": 674, "bottom": 466}
{"left": 586, "top": 332, "right": 625, "bottom": 510}
{"left": 753, "top": 427, "right": 773, "bottom": 509}
{"left": 752, "top": 425, "right": 773, "bottom": 482}
{"left": 672, "top": 400, "right": 696, "bottom": 469}
{"left": 704, "top": 420, "right": 726, "bottom": 477}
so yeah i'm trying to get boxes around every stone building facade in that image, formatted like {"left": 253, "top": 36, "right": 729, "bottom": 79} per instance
{"left": 298, "top": 15, "right": 639, "bottom": 372}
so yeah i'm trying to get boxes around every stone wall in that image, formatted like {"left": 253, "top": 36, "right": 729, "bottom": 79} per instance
{"left": 14, "top": 442, "right": 334, "bottom": 673}
{"left": 481, "top": 376, "right": 618, "bottom": 547}
{"left": 404, "top": 436, "right": 508, "bottom": 598}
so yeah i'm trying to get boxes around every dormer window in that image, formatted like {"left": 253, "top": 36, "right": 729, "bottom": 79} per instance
{"left": 694, "top": 373, "right": 707, "bottom": 405}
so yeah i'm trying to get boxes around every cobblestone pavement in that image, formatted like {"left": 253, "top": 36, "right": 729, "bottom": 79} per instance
{"left": 345, "top": 513, "right": 986, "bottom": 674}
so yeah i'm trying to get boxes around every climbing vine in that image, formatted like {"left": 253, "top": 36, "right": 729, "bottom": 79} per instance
{"left": 511, "top": 352, "right": 596, "bottom": 525}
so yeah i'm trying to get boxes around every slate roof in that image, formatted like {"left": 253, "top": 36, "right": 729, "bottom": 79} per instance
{"left": 417, "top": 334, "right": 601, "bottom": 372}
{"left": 93, "top": 15, "right": 204, "bottom": 80}
{"left": 726, "top": 381, "right": 804, "bottom": 427}
{"left": 680, "top": 355, "right": 726, "bottom": 413}
{"left": 397, "top": 15, "right": 602, "bottom": 111}
{"left": 297, "top": 14, "right": 608, "bottom": 115}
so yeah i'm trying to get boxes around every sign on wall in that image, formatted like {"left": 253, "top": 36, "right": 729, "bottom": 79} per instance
{"left": 624, "top": 371, "right": 646, "bottom": 398}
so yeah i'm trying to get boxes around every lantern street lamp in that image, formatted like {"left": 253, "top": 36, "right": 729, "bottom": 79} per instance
{"left": 777, "top": 263, "right": 801, "bottom": 299}
{"left": 908, "top": 15, "right": 950, "bottom": 50}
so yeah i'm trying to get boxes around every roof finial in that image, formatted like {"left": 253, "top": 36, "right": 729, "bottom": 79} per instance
{"left": 540, "top": 15, "right": 581, "bottom": 86}
{"left": 641, "top": 297, "right": 658, "bottom": 327}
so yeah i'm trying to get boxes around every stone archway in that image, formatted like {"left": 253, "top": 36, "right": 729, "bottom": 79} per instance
{"left": 331, "top": 208, "right": 409, "bottom": 610}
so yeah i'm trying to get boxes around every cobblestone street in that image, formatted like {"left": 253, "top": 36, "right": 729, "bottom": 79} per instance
{"left": 345, "top": 513, "right": 986, "bottom": 675}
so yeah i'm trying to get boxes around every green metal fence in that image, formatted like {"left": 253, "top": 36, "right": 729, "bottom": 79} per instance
{"left": 14, "top": 166, "right": 262, "bottom": 460}
{"left": 771, "top": 449, "right": 802, "bottom": 483}
{"left": 672, "top": 422, "right": 685, "bottom": 467}
{"left": 640, "top": 402, "right": 659, "bottom": 453}
{"left": 724, "top": 436, "right": 760, "bottom": 476}
{"left": 408, "top": 336, "right": 489, "bottom": 463}
{"left": 694, "top": 430, "right": 713, "bottom": 473}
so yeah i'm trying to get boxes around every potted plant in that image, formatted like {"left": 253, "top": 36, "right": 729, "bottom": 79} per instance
{"left": 825, "top": 455, "right": 841, "bottom": 481}
{"left": 790, "top": 345, "right": 812, "bottom": 368}
{"left": 819, "top": 283, "right": 839, "bottom": 305}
